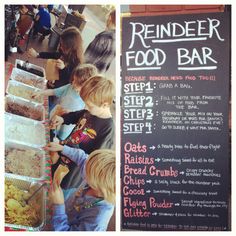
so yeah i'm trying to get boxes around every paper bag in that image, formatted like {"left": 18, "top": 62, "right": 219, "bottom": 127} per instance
{"left": 53, "top": 164, "right": 69, "bottom": 187}
{"left": 46, "top": 59, "right": 59, "bottom": 81}
{"left": 49, "top": 104, "right": 68, "bottom": 120}
{"left": 50, "top": 151, "right": 60, "bottom": 164}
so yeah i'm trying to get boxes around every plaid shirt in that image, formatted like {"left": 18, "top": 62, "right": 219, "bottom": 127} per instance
{"left": 84, "top": 29, "right": 115, "bottom": 73}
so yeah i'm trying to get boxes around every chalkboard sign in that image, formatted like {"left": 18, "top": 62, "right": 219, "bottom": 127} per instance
{"left": 121, "top": 11, "right": 230, "bottom": 231}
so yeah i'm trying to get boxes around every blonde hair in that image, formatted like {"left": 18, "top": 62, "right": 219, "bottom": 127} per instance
{"left": 85, "top": 149, "right": 115, "bottom": 204}
{"left": 80, "top": 75, "right": 114, "bottom": 106}
{"left": 71, "top": 64, "right": 98, "bottom": 88}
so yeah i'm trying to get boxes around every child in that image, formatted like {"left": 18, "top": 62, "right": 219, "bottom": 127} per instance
{"left": 47, "top": 143, "right": 115, "bottom": 231}
{"left": 28, "top": 26, "right": 84, "bottom": 89}
{"left": 32, "top": 64, "right": 97, "bottom": 140}
{"left": 50, "top": 75, "right": 115, "bottom": 189}
{"left": 85, "top": 9, "right": 115, "bottom": 73}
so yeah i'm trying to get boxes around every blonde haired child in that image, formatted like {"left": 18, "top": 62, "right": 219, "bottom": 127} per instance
{"left": 85, "top": 149, "right": 115, "bottom": 204}
{"left": 50, "top": 75, "right": 115, "bottom": 189}
{"left": 48, "top": 144, "right": 115, "bottom": 231}
{"left": 80, "top": 75, "right": 114, "bottom": 107}
{"left": 32, "top": 64, "right": 97, "bottom": 140}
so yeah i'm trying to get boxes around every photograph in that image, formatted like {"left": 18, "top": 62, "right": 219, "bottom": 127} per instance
{"left": 120, "top": 4, "right": 231, "bottom": 231}
{"left": 4, "top": 4, "right": 116, "bottom": 231}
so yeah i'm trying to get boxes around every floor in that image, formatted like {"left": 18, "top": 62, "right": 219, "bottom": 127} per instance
{"left": 6, "top": 6, "right": 105, "bottom": 66}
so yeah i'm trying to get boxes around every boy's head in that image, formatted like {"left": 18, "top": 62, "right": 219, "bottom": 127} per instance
{"left": 85, "top": 149, "right": 115, "bottom": 204}
{"left": 80, "top": 75, "right": 115, "bottom": 109}
{"left": 71, "top": 64, "right": 97, "bottom": 92}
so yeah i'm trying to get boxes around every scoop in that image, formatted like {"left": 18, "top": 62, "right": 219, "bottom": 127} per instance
{"left": 25, "top": 182, "right": 47, "bottom": 204}
{"left": 23, "top": 60, "right": 30, "bottom": 70}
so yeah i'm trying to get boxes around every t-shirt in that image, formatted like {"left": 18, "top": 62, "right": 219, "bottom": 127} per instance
{"left": 62, "top": 109, "right": 114, "bottom": 153}
{"left": 54, "top": 84, "right": 85, "bottom": 140}
{"left": 37, "top": 7, "right": 51, "bottom": 29}
{"left": 53, "top": 200, "right": 114, "bottom": 231}
{"left": 54, "top": 84, "right": 84, "bottom": 112}
{"left": 52, "top": 146, "right": 114, "bottom": 231}
{"left": 52, "top": 109, "right": 114, "bottom": 189}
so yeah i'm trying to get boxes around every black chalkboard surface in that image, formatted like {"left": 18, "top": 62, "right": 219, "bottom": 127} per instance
{"left": 121, "top": 11, "right": 230, "bottom": 231}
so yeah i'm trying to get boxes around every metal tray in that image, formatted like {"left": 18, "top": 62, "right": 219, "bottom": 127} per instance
{"left": 5, "top": 95, "right": 45, "bottom": 122}
{"left": 6, "top": 80, "right": 44, "bottom": 105}
{"left": 10, "top": 67, "right": 46, "bottom": 89}
{"left": 5, "top": 113, "right": 46, "bottom": 148}
{"left": 15, "top": 59, "right": 45, "bottom": 78}
{"left": 5, "top": 175, "right": 46, "bottom": 231}
{"left": 5, "top": 141, "right": 46, "bottom": 181}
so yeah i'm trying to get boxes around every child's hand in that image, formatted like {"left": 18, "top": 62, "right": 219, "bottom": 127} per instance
{"left": 31, "top": 91, "right": 42, "bottom": 100}
{"left": 56, "top": 59, "right": 65, "bottom": 70}
{"left": 45, "top": 142, "right": 64, "bottom": 152}
{"left": 49, "top": 151, "right": 60, "bottom": 164}
{"left": 49, "top": 184, "right": 64, "bottom": 205}
{"left": 50, "top": 115, "right": 64, "bottom": 129}
{"left": 47, "top": 80, "right": 55, "bottom": 88}
{"left": 27, "top": 48, "right": 39, "bottom": 58}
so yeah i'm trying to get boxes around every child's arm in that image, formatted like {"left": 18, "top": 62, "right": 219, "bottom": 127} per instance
{"left": 42, "top": 89, "right": 55, "bottom": 96}
{"left": 52, "top": 204, "right": 70, "bottom": 231}
{"left": 61, "top": 110, "right": 85, "bottom": 125}
{"left": 27, "top": 48, "right": 61, "bottom": 59}
{"left": 50, "top": 111, "right": 82, "bottom": 128}
{"left": 53, "top": 84, "right": 70, "bottom": 98}
{"left": 49, "top": 185, "right": 70, "bottom": 231}
{"left": 31, "top": 89, "right": 55, "bottom": 99}
{"left": 50, "top": 115, "right": 64, "bottom": 129}
{"left": 45, "top": 142, "right": 88, "bottom": 167}
{"left": 61, "top": 145, "right": 88, "bottom": 166}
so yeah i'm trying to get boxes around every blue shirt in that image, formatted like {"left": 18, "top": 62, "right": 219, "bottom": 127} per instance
{"left": 54, "top": 84, "right": 85, "bottom": 112}
{"left": 54, "top": 84, "right": 85, "bottom": 140}
{"left": 52, "top": 146, "right": 114, "bottom": 231}
{"left": 37, "top": 7, "right": 51, "bottom": 29}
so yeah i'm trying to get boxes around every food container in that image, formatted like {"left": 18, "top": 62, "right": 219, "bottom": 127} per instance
{"left": 5, "top": 95, "right": 45, "bottom": 122}
{"left": 5, "top": 175, "right": 46, "bottom": 231}
{"left": 11, "top": 67, "right": 46, "bottom": 89}
{"left": 6, "top": 80, "right": 44, "bottom": 105}
{"left": 5, "top": 141, "right": 46, "bottom": 181}
{"left": 5, "top": 113, "right": 46, "bottom": 148}
{"left": 15, "top": 59, "right": 45, "bottom": 78}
